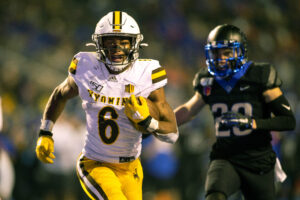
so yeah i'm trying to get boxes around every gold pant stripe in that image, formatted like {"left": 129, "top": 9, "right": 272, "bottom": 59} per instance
{"left": 76, "top": 155, "right": 108, "bottom": 200}
{"left": 76, "top": 164, "right": 99, "bottom": 200}
{"left": 76, "top": 161, "right": 101, "bottom": 200}
{"left": 79, "top": 178, "right": 97, "bottom": 200}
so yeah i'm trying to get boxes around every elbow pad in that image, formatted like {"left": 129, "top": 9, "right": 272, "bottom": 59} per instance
{"left": 154, "top": 128, "right": 179, "bottom": 144}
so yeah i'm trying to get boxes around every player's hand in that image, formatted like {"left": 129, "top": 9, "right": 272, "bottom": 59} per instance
{"left": 35, "top": 135, "right": 55, "bottom": 164}
{"left": 124, "top": 94, "right": 151, "bottom": 125}
{"left": 220, "top": 112, "right": 253, "bottom": 129}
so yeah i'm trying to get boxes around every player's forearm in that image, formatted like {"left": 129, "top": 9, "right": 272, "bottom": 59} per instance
{"left": 157, "top": 120, "right": 178, "bottom": 134}
{"left": 139, "top": 116, "right": 178, "bottom": 144}
{"left": 254, "top": 95, "right": 296, "bottom": 131}
{"left": 42, "top": 77, "right": 78, "bottom": 123}
{"left": 254, "top": 116, "right": 295, "bottom": 131}
{"left": 152, "top": 111, "right": 179, "bottom": 144}
{"left": 174, "top": 106, "right": 195, "bottom": 126}
{"left": 154, "top": 120, "right": 178, "bottom": 144}
{"left": 42, "top": 87, "right": 69, "bottom": 123}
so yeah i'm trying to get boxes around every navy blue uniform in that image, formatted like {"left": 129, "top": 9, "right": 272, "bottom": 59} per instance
{"left": 193, "top": 61, "right": 281, "bottom": 199}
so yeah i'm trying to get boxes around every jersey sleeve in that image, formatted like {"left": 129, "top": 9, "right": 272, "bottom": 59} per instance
{"left": 260, "top": 64, "right": 282, "bottom": 91}
{"left": 139, "top": 60, "right": 168, "bottom": 97}
{"left": 151, "top": 65, "right": 167, "bottom": 88}
{"left": 68, "top": 57, "right": 78, "bottom": 75}
{"left": 193, "top": 71, "right": 202, "bottom": 92}
{"left": 68, "top": 52, "right": 83, "bottom": 76}
{"left": 68, "top": 52, "right": 99, "bottom": 78}
{"left": 193, "top": 67, "right": 209, "bottom": 93}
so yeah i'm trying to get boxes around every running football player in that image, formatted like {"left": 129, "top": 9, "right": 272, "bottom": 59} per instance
{"left": 175, "top": 24, "right": 295, "bottom": 200}
{"left": 35, "top": 11, "right": 178, "bottom": 200}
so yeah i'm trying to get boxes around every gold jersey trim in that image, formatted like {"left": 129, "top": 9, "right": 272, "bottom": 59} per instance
{"left": 69, "top": 58, "right": 78, "bottom": 74}
{"left": 152, "top": 67, "right": 167, "bottom": 83}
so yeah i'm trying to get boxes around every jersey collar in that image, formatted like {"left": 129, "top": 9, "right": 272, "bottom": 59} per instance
{"left": 215, "top": 61, "right": 252, "bottom": 93}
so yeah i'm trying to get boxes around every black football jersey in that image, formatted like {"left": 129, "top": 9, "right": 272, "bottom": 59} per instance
{"left": 193, "top": 62, "right": 281, "bottom": 171}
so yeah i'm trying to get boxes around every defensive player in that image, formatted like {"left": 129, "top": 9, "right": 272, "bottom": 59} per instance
{"left": 35, "top": 11, "right": 178, "bottom": 200}
{"left": 174, "top": 24, "right": 295, "bottom": 200}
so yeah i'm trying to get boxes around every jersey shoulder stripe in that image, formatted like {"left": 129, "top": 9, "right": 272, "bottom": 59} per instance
{"left": 152, "top": 67, "right": 167, "bottom": 83}
{"left": 129, "top": 59, "right": 167, "bottom": 97}
{"left": 68, "top": 57, "right": 78, "bottom": 75}
{"left": 68, "top": 52, "right": 98, "bottom": 77}
{"left": 134, "top": 59, "right": 167, "bottom": 85}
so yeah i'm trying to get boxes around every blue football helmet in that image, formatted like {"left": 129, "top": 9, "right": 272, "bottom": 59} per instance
{"left": 205, "top": 24, "right": 248, "bottom": 77}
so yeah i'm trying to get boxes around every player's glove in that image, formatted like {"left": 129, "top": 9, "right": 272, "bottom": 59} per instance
{"left": 125, "top": 95, "right": 154, "bottom": 131}
{"left": 35, "top": 130, "right": 55, "bottom": 164}
{"left": 220, "top": 111, "right": 253, "bottom": 129}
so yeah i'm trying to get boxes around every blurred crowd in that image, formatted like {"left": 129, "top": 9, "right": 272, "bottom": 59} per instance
{"left": 0, "top": 0, "right": 300, "bottom": 199}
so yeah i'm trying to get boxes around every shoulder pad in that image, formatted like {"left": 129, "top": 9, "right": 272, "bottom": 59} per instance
{"left": 193, "top": 67, "right": 210, "bottom": 91}
{"left": 255, "top": 63, "right": 282, "bottom": 89}
{"left": 127, "top": 59, "right": 167, "bottom": 97}
{"left": 138, "top": 59, "right": 167, "bottom": 84}
{"left": 68, "top": 52, "right": 98, "bottom": 76}
{"left": 266, "top": 64, "right": 282, "bottom": 89}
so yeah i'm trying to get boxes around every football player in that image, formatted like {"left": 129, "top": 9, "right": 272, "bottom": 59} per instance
{"left": 0, "top": 97, "right": 15, "bottom": 200}
{"left": 35, "top": 11, "right": 178, "bottom": 200}
{"left": 174, "top": 24, "right": 295, "bottom": 200}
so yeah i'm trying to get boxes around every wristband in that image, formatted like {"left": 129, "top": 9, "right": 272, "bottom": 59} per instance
{"left": 137, "top": 116, "right": 159, "bottom": 133}
{"left": 146, "top": 118, "right": 159, "bottom": 133}
{"left": 40, "top": 119, "right": 54, "bottom": 132}
{"left": 39, "top": 129, "right": 53, "bottom": 137}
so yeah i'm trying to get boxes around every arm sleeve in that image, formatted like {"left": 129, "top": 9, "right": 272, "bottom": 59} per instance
{"left": 255, "top": 95, "right": 296, "bottom": 131}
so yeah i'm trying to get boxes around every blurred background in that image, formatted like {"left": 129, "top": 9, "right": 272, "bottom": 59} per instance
{"left": 0, "top": 0, "right": 299, "bottom": 199}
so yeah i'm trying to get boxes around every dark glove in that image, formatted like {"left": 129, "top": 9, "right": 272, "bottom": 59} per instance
{"left": 220, "top": 112, "right": 253, "bottom": 129}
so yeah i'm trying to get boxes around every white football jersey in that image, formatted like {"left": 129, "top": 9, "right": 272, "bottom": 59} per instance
{"left": 68, "top": 52, "right": 167, "bottom": 163}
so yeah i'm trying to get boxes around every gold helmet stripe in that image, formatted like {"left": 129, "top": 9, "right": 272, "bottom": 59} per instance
{"left": 113, "top": 11, "right": 122, "bottom": 31}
